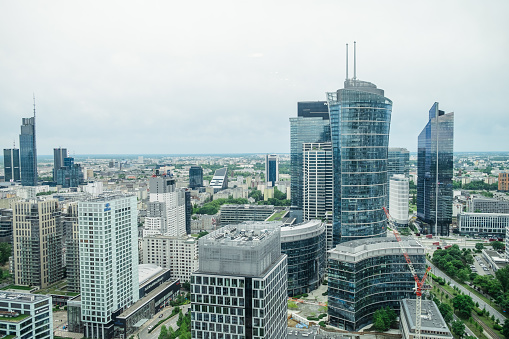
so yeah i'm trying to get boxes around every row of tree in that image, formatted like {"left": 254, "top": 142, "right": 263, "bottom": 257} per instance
{"left": 159, "top": 309, "right": 191, "bottom": 339}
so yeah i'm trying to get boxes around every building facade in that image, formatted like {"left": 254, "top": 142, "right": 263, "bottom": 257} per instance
{"left": 468, "top": 197, "right": 509, "bottom": 214}
{"left": 0, "top": 292, "right": 53, "bottom": 338}
{"left": 142, "top": 235, "right": 199, "bottom": 282}
{"left": 3, "top": 148, "right": 20, "bottom": 182}
{"left": 53, "top": 147, "right": 68, "bottom": 180}
{"left": 64, "top": 202, "right": 80, "bottom": 293}
{"left": 19, "top": 116, "right": 37, "bottom": 186}
{"left": 191, "top": 222, "right": 288, "bottom": 339}
{"left": 210, "top": 167, "right": 229, "bottom": 192}
{"left": 328, "top": 237, "right": 425, "bottom": 331}
{"left": 499, "top": 173, "right": 509, "bottom": 192}
{"left": 302, "top": 142, "right": 333, "bottom": 222}
{"left": 189, "top": 166, "right": 204, "bottom": 189}
{"left": 281, "top": 220, "right": 326, "bottom": 296}
{"left": 290, "top": 102, "right": 330, "bottom": 223}
{"left": 219, "top": 204, "right": 274, "bottom": 226}
{"left": 13, "top": 199, "right": 63, "bottom": 288}
{"left": 55, "top": 157, "right": 84, "bottom": 188}
{"left": 265, "top": 154, "right": 279, "bottom": 187}
{"left": 389, "top": 175, "right": 409, "bottom": 227}
{"left": 400, "top": 299, "right": 452, "bottom": 339}
{"left": 327, "top": 78, "right": 392, "bottom": 245}
{"left": 458, "top": 212, "right": 509, "bottom": 238}
{"left": 78, "top": 194, "right": 139, "bottom": 339}
{"left": 417, "top": 102, "right": 454, "bottom": 236}
{"left": 0, "top": 208, "right": 13, "bottom": 243}
{"left": 388, "top": 148, "right": 410, "bottom": 178}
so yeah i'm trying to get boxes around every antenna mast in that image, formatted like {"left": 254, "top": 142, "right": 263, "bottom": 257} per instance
{"left": 353, "top": 41, "right": 357, "bottom": 80}
{"left": 346, "top": 43, "right": 349, "bottom": 80}
{"left": 33, "top": 94, "right": 36, "bottom": 118}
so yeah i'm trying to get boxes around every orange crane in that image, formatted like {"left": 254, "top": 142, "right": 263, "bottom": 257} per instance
{"left": 383, "top": 207, "right": 431, "bottom": 339}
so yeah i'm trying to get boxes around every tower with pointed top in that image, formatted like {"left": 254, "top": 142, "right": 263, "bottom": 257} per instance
{"left": 19, "top": 98, "right": 38, "bottom": 186}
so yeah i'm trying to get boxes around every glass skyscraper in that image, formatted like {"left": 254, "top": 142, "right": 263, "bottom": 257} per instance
{"left": 265, "top": 154, "right": 279, "bottom": 187}
{"left": 3, "top": 148, "right": 20, "bottom": 182}
{"left": 327, "top": 79, "right": 392, "bottom": 245}
{"left": 417, "top": 102, "right": 454, "bottom": 236}
{"left": 388, "top": 147, "right": 409, "bottom": 178}
{"left": 19, "top": 116, "right": 37, "bottom": 186}
{"left": 189, "top": 166, "right": 203, "bottom": 189}
{"left": 290, "top": 102, "right": 330, "bottom": 222}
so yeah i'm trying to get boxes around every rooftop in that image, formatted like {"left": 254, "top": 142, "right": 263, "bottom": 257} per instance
{"left": 401, "top": 299, "right": 452, "bottom": 335}
{"left": 138, "top": 264, "right": 165, "bottom": 286}
{"left": 0, "top": 292, "right": 49, "bottom": 304}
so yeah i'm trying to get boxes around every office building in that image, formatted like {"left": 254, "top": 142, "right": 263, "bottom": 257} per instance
{"left": 290, "top": 102, "right": 330, "bottom": 222}
{"left": 0, "top": 208, "right": 13, "bottom": 243}
{"left": 328, "top": 237, "right": 425, "bottom": 331}
{"left": 142, "top": 235, "right": 199, "bottom": 282}
{"left": 190, "top": 166, "right": 204, "bottom": 189}
{"left": 302, "top": 142, "right": 333, "bottom": 221}
{"left": 458, "top": 212, "right": 509, "bottom": 238}
{"left": 55, "top": 157, "right": 84, "bottom": 188}
{"left": 389, "top": 175, "right": 409, "bottom": 227}
{"left": 281, "top": 219, "right": 326, "bottom": 296}
{"left": 468, "top": 196, "right": 509, "bottom": 214}
{"left": 219, "top": 204, "right": 274, "bottom": 226}
{"left": 3, "top": 148, "right": 20, "bottom": 182}
{"left": 499, "top": 173, "right": 509, "bottom": 191}
{"left": 265, "top": 154, "right": 279, "bottom": 187}
{"left": 400, "top": 299, "right": 452, "bottom": 339}
{"left": 327, "top": 70, "right": 392, "bottom": 245}
{"left": 19, "top": 115, "right": 37, "bottom": 186}
{"left": 53, "top": 147, "right": 68, "bottom": 180}
{"left": 191, "top": 222, "right": 288, "bottom": 339}
{"left": 210, "top": 167, "right": 229, "bottom": 192}
{"left": 388, "top": 148, "right": 410, "bottom": 178}
{"left": 64, "top": 203, "right": 80, "bottom": 293}
{"left": 417, "top": 102, "right": 454, "bottom": 236}
{"left": 0, "top": 292, "right": 53, "bottom": 338}
{"left": 13, "top": 199, "right": 63, "bottom": 288}
{"left": 78, "top": 194, "right": 139, "bottom": 339}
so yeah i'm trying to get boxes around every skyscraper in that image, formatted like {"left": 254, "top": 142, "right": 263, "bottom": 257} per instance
{"left": 417, "top": 102, "right": 454, "bottom": 236}
{"left": 327, "top": 52, "right": 392, "bottom": 245}
{"left": 3, "top": 148, "right": 20, "bottom": 182}
{"left": 389, "top": 174, "right": 410, "bottom": 228}
{"left": 191, "top": 222, "right": 288, "bottom": 339}
{"left": 19, "top": 115, "right": 37, "bottom": 186}
{"left": 265, "top": 154, "right": 279, "bottom": 187}
{"left": 189, "top": 166, "right": 204, "bottom": 189}
{"left": 53, "top": 147, "right": 68, "bottom": 180}
{"left": 13, "top": 199, "right": 63, "bottom": 288}
{"left": 78, "top": 194, "right": 139, "bottom": 339}
{"left": 55, "top": 156, "right": 84, "bottom": 188}
{"left": 388, "top": 147, "right": 410, "bottom": 178}
{"left": 290, "top": 102, "right": 330, "bottom": 222}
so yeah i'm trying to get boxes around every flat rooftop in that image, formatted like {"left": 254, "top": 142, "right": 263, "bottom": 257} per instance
{"left": 0, "top": 292, "right": 49, "bottom": 304}
{"left": 402, "top": 299, "right": 451, "bottom": 334}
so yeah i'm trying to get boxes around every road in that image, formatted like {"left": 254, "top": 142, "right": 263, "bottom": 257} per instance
{"left": 428, "top": 261, "right": 506, "bottom": 324}
{"left": 135, "top": 304, "right": 191, "bottom": 339}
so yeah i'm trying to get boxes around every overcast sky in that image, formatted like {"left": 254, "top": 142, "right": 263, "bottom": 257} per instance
{"left": 0, "top": 1, "right": 507, "bottom": 155}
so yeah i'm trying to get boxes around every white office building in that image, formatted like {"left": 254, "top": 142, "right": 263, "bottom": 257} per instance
{"left": 458, "top": 212, "right": 509, "bottom": 238}
{"left": 78, "top": 194, "right": 139, "bottom": 339}
{"left": 389, "top": 174, "right": 409, "bottom": 227}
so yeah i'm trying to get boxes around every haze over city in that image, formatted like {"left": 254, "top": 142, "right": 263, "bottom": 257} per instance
{"left": 1, "top": 1, "right": 508, "bottom": 154}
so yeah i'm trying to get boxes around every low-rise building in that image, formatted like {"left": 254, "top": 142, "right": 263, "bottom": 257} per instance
{"left": 400, "top": 299, "right": 452, "bottom": 339}
{"left": 219, "top": 204, "right": 274, "bottom": 226}
{"left": 458, "top": 212, "right": 509, "bottom": 238}
{"left": 468, "top": 196, "right": 509, "bottom": 214}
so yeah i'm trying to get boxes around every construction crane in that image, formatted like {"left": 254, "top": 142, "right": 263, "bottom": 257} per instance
{"left": 383, "top": 207, "right": 431, "bottom": 339}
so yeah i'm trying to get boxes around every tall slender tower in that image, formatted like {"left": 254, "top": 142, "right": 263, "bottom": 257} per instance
{"left": 417, "top": 102, "right": 454, "bottom": 236}
{"left": 20, "top": 99, "right": 37, "bottom": 186}
{"left": 327, "top": 42, "right": 392, "bottom": 245}
{"left": 53, "top": 147, "right": 68, "bottom": 180}
{"left": 265, "top": 154, "right": 279, "bottom": 187}
{"left": 3, "top": 148, "right": 20, "bottom": 182}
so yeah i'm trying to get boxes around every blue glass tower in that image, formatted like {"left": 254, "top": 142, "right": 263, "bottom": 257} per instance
{"left": 327, "top": 78, "right": 392, "bottom": 245}
{"left": 417, "top": 103, "right": 454, "bottom": 236}
{"left": 3, "top": 148, "right": 20, "bottom": 182}
{"left": 265, "top": 154, "right": 278, "bottom": 187}
{"left": 19, "top": 114, "right": 37, "bottom": 186}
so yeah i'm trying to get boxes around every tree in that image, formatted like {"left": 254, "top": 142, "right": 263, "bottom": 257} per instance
{"left": 0, "top": 243, "right": 11, "bottom": 265}
{"left": 475, "top": 243, "right": 484, "bottom": 251}
{"left": 438, "top": 303, "right": 454, "bottom": 324}
{"left": 492, "top": 241, "right": 505, "bottom": 251}
{"left": 497, "top": 267, "right": 509, "bottom": 293}
{"left": 502, "top": 319, "right": 509, "bottom": 338}
{"left": 159, "top": 325, "right": 169, "bottom": 339}
{"left": 451, "top": 320, "right": 465, "bottom": 338}
{"left": 452, "top": 294, "right": 474, "bottom": 318}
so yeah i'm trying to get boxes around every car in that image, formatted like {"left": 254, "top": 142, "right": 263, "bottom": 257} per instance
{"left": 148, "top": 325, "right": 153, "bottom": 330}
{"left": 484, "top": 268, "right": 489, "bottom": 271}
{"left": 159, "top": 314, "right": 164, "bottom": 318}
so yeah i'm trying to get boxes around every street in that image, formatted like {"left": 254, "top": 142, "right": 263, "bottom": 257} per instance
{"left": 135, "top": 304, "right": 191, "bottom": 339}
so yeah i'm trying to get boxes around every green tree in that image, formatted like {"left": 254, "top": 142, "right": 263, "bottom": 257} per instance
{"left": 0, "top": 243, "right": 11, "bottom": 265}
{"left": 438, "top": 303, "right": 453, "bottom": 324}
{"left": 497, "top": 267, "right": 509, "bottom": 293}
{"left": 492, "top": 241, "right": 505, "bottom": 251}
{"left": 451, "top": 320, "right": 465, "bottom": 338}
{"left": 475, "top": 243, "right": 484, "bottom": 251}
{"left": 159, "top": 325, "right": 169, "bottom": 339}
{"left": 452, "top": 294, "right": 474, "bottom": 318}
{"left": 502, "top": 319, "right": 509, "bottom": 338}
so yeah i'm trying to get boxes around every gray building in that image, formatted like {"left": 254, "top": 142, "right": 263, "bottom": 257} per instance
{"left": 388, "top": 147, "right": 410, "bottom": 178}
{"left": 3, "top": 148, "right": 20, "bottom": 182}
{"left": 53, "top": 147, "right": 68, "bottom": 180}
{"left": 400, "top": 299, "right": 452, "bottom": 339}
{"left": 189, "top": 166, "right": 204, "bottom": 189}
{"left": 191, "top": 222, "right": 288, "bottom": 339}
{"left": 328, "top": 237, "right": 425, "bottom": 331}
{"left": 281, "top": 219, "right": 326, "bottom": 296}
{"left": 210, "top": 167, "right": 229, "bottom": 192}
{"left": 0, "top": 208, "right": 13, "bottom": 243}
{"left": 219, "top": 204, "right": 274, "bottom": 226}
{"left": 0, "top": 292, "right": 53, "bottom": 338}
{"left": 468, "top": 196, "right": 509, "bottom": 214}
{"left": 64, "top": 203, "right": 80, "bottom": 293}
{"left": 458, "top": 212, "right": 509, "bottom": 238}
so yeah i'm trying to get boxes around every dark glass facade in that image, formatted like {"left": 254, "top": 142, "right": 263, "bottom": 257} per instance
{"left": 265, "top": 154, "right": 278, "bottom": 187}
{"left": 19, "top": 117, "right": 37, "bottom": 186}
{"left": 3, "top": 148, "right": 20, "bottom": 182}
{"left": 388, "top": 147, "right": 409, "bottom": 178}
{"left": 55, "top": 157, "right": 84, "bottom": 188}
{"left": 327, "top": 79, "right": 392, "bottom": 245}
{"left": 417, "top": 103, "right": 454, "bottom": 236}
{"left": 189, "top": 166, "right": 203, "bottom": 188}
{"left": 290, "top": 104, "right": 330, "bottom": 221}
{"left": 328, "top": 238, "right": 425, "bottom": 331}
{"left": 281, "top": 220, "right": 326, "bottom": 296}
{"left": 53, "top": 147, "right": 68, "bottom": 181}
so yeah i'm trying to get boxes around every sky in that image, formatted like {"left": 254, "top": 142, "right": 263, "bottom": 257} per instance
{"left": 0, "top": 1, "right": 508, "bottom": 155}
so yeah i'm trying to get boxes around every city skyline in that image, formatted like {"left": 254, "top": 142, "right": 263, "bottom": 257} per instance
{"left": 0, "top": 1, "right": 508, "bottom": 155}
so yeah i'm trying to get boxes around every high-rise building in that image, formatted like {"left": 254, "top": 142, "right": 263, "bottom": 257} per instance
{"left": 327, "top": 76, "right": 392, "bottom": 245}
{"left": 3, "top": 148, "right": 20, "bottom": 182}
{"left": 210, "top": 167, "right": 229, "bottom": 192}
{"left": 64, "top": 203, "right": 80, "bottom": 293}
{"left": 53, "top": 147, "right": 68, "bottom": 180}
{"left": 0, "top": 208, "right": 13, "bottom": 243}
{"left": 265, "top": 154, "right": 279, "bottom": 187}
{"left": 19, "top": 115, "right": 37, "bottom": 186}
{"left": 78, "top": 194, "right": 139, "bottom": 339}
{"left": 499, "top": 173, "right": 509, "bottom": 191}
{"left": 302, "top": 142, "right": 333, "bottom": 221}
{"left": 388, "top": 147, "right": 410, "bottom": 178}
{"left": 55, "top": 157, "right": 84, "bottom": 188}
{"left": 290, "top": 102, "right": 330, "bottom": 222}
{"left": 417, "top": 102, "right": 454, "bottom": 236}
{"left": 191, "top": 222, "right": 288, "bottom": 339}
{"left": 13, "top": 199, "right": 63, "bottom": 288}
{"left": 389, "top": 174, "right": 410, "bottom": 228}
{"left": 189, "top": 166, "right": 204, "bottom": 189}
{"left": 328, "top": 237, "right": 425, "bottom": 331}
